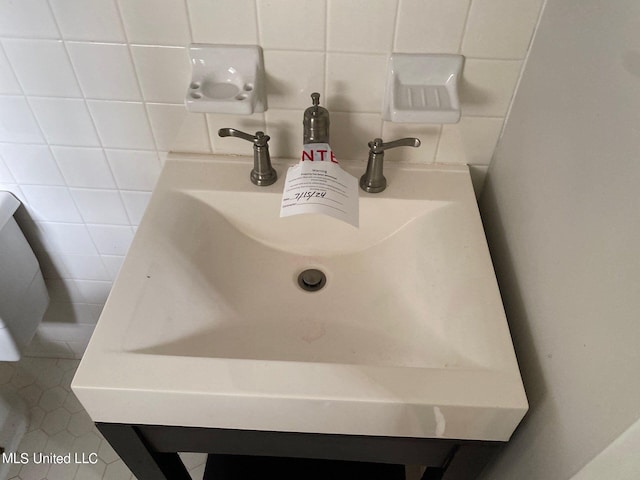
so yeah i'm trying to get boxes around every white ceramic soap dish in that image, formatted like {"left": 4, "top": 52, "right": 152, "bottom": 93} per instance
{"left": 185, "top": 45, "right": 266, "bottom": 114}
{"left": 383, "top": 54, "right": 464, "bottom": 124}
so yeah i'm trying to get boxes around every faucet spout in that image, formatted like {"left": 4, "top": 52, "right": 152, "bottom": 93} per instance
{"left": 303, "top": 92, "right": 330, "bottom": 144}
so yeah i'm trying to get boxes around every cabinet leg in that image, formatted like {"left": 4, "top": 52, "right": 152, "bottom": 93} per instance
{"left": 96, "top": 423, "right": 191, "bottom": 480}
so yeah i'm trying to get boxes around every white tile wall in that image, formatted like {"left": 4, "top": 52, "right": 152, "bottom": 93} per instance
{"left": 0, "top": 0, "right": 544, "bottom": 358}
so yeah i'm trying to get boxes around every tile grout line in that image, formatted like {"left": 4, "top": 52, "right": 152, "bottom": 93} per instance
{"left": 41, "top": 1, "right": 123, "bottom": 288}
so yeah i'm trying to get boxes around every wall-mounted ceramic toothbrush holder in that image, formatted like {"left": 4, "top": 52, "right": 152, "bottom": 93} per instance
{"left": 185, "top": 44, "right": 267, "bottom": 114}
{"left": 383, "top": 54, "right": 464, "bottom": 124}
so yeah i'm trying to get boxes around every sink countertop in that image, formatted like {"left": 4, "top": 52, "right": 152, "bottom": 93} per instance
{"left": 72, "top": 154, "right": 528, "bottom": 442}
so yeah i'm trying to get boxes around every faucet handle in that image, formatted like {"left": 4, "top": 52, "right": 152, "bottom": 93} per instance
{"left": 360, "top": 137, "right": 421, "bottom": 193}
{"left": 368, "top": 137, "right": 421, "bottom": 153}
{"left": 217, "top": 128, "right": 276, "bottom": 186}
{"left": 218, "top": 128, "right": 270, "bottom": 147}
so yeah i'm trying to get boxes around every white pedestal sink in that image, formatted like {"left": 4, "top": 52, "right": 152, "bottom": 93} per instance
{"left": 72, "top": 154, "right": 527, "bottom": 442}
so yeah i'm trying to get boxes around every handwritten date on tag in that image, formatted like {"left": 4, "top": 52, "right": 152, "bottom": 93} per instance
{"left": 279, "top": 144, "right": 359, "bottom": 227}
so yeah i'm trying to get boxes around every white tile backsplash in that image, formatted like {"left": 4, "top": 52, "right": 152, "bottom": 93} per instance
{"left": 20, "top": 185, "right": 83, "bottom": 223}
{"left": 117, "top": 0, "right": 191, "bottom": 46}
{"left": 0, "top": 0, "right": 59, "bottom": 39}
{"left": 257, "top": 0, "right": 326, "bottom": 51}
{"left": 67, "top": 42, "right": 141, "bottom": 101}
{"left": 29, "top": 97, "right": 101, "bottom": 146}
{"left": 187, "top": 0, "right": 258, "bottom": 45}
{"left": 2, "top": 39, "right": 81, "bottom": 97}
{"left": 459, "top": 59, "right": 522, "bottom": 116}
{"left": 263, "top": 50, "right": 325, "bottom": 109}
{"left": 119, "top": 190, "right": 151, "bottom": 224}
{"left": 329, "top": 112, "right": 382, "bottom": 160}
{"left": 0, "top": 153, "right": 15, "bottom": 182}
{"left": 58, "top": 254, "right": 111, "bottom": 281}
{"left": 0, "top": 46, "right": 22, "bottom": 94}
{"left": 49, "top": 0, "right": 126, "bottom": 43}
{"left": 147, "top": 103, "right": 211, "bottom": 153}
{"left": 36, "top": 222, "right": 98, "bottom": 255}
{"left": 0, "top": 143, "right": 64, "bottom": 185}
{"left": 327, "top": 0, "right": 398, "bottom": 53}
{"left": 87, "top": 100, "right": 155, "bottom": 149}
{"left": 437, "top": 116, "right": 504, "bottom": 165}
{"left": 462, "top": 0, "right": 544, "bottom": 59}
{"left": 0, "top": 96, "right": 44, "bottom": 143}
{"left": 101, "top": 255, "right": 125, "bottom": 280}
{"left": 395, "top": 0, "right": 470, "bottom": 53}
{"left": 131, "top": 45, "right": 191, "bottom": 103}
{"left": 105, "top": 149, "right": 161, "bottom": 190}
{"left": 70, "top": 188, "right": 130, "bottom": 225}
{"left": 74, "top": 280, "right": 112, "bottom": 304}
{"left": 326, "top": 53, "right": 387, "bottom": 112}
{"left": 0, "top": 0, "right": 539, "bottom": 357}
{"left": 87, "top": 224, "right": 134, "bottom": 256}
{"left": 52, "top": 146, "right": 117, "bottom": 188}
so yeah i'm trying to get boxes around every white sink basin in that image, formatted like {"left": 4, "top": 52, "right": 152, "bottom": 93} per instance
{"left": 73, "top": 155, "right": 527, "bottom": 441}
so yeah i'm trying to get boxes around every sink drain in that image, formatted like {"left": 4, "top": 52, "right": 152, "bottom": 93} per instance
{"left": 297, "top": 269, "right": 326, "bottom": 292}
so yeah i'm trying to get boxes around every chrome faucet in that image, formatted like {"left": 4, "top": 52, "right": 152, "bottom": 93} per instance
{"left": 303, "top": 92, "right": 330, "bottom": 144}
{"left": 217, "top": 128, "right": 277, "bottom": 186}
{"left": 360, "top": 137, "right": 421, "bottom": 193}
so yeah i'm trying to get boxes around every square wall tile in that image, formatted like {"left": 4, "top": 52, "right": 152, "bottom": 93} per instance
{"left": 105, "top": 149, "right": 161, "bottom": 190}
{"left": 261, "top": 109, "right": 299, "bottom": 158}
{"left": 395, "top": 0, "right": 470, "bottom": 53}
{"left": 120, "top": 190, "right": 151, "bottom": 225}
{"left": 43, "top": 302, "right": 102, "bottom": 324}
{"left": 329, "top": 112, "right": 382, "bottom": 160}
{"left": 118, "top": 0, "right": 191, "bottom": 45}
{"left": 187, "top": 0, "right": 258, "bottom": 44}
{"left": 70, "top": 188, "right": 130, "bottom": 225}
{"left": 20, "top": 185, "right": 83, "bottom": 223}
{"left": 459, "top": 59, "right": 522, "bottom": 117}
{"left": 38, "top": 252, "right": 70, "bottom": 279}
{"left": 87, "top": 224, "right": 134, "bottom": 256}
{"left": 67, "top": 42, "right": 141, "bottom": 101}
{"left": 35, "top": 222, "right": 98, "bottom": 255}
{"left": 381, "top": 122, "right": 441, "bottom": 163}
{"left": 327, "top": 0, "right": 398, "bottom": 53}
{"left": 326, "top": 53, "right": 387, "bottom": 113}
{"left": 45, "top": 277, "right": 86, "bottom": 303}
{"left": 462, "top": 0, "right": 544, "bottom": 59}
{"left": 49, "top": 0, "right": 126, "bottom": 42}
{"left": 257, "top": 0, "right": 326, "bottom": 51}
{"left": 147, "top": 104, "right": 211, "bottom": 153}
{"left": 131, "top": 46, "right": 190, "bottom": 103}
{"left": 0, "top": 47, "right": 21, "bottom": 94}
{"left": 0, "top": 0, "right": 59, "bottom": 38}
{"left": 264, "top": 50, "right": 325, "bottom": 110}
{"left": 51, "top": 146, "right": 116, "bottom": 188}
{"left": 0, "top": 155, "right": 15, "bottom": 182}
{"left": 0, "top": 144, "right": 64, "bottom": 185}
{"left": 74, "top": 280, "right": 112, "bottom": 304}
{"left": 0, "top": 96, "right": 44, "bottom": 144}
{"left": 2, "top": 39, "right": 81, "bottom": 97}
{"left": 436, "top": 116, "right": 504, "bottom": 165}
{"left": 29, "top": 98, "right": 100, "bottom": 147}
{"left": 58, "top": 254, "right": 110, "bottom": 281}
{"left": 87, "top": 100, "right": 155, "bottom": 149}
{"left": 102, "top": 255, "right": 125, "bottom": 280}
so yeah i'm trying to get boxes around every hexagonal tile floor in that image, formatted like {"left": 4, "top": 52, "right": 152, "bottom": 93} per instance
{"left": 0, "top": 358, "right": 207, "bottom": 480}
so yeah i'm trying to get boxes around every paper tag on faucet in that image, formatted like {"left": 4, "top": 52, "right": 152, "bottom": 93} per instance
{"left": 280, "top": 144, "right": 359, "bottom": 227}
